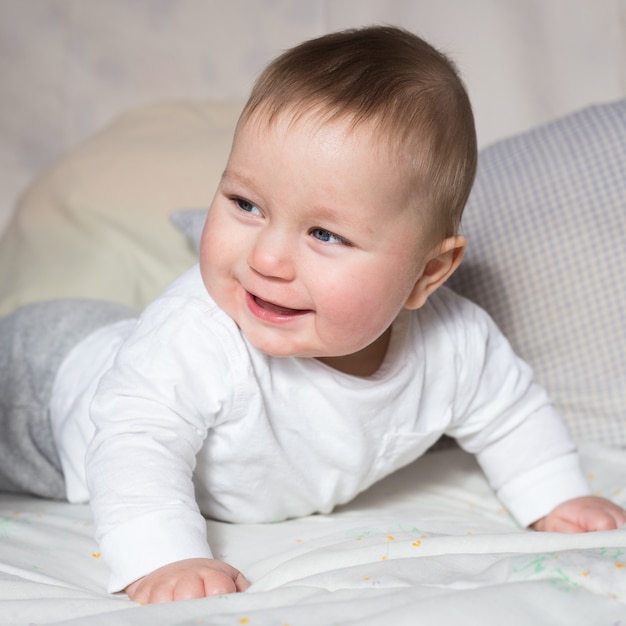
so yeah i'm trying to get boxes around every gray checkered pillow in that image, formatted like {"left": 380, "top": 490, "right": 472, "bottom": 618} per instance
{"left": 449, "top": 99, "right": 626, "bottom": 446}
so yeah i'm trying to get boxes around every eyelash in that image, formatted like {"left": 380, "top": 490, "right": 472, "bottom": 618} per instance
{"left": 309, "top": 228, "right": 350, "bottom": 246}
{"left": 232, "top": 196, "right": 351, "bottom": 246}
{"left": 234, "top": 197, "right": 261, "bottom": 216}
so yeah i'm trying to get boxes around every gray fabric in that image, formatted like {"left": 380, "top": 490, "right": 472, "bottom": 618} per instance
{"left": 0, "top": 299, "right": 135, "bottom": 499}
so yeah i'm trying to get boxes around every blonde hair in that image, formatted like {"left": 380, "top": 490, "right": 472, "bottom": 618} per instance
{"left": 239, "top": 26, "right": 477, "bottom": 238}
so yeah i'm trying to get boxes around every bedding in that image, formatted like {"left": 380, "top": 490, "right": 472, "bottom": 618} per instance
{"left": 2, "top": 445, "right": 626, "bottom": 626}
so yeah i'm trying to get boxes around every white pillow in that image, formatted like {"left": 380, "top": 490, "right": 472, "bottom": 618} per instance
{"left": 448, "top": 99, "right": 626, "bottom": 446}
{"left": 170, "top": 208, "right": 208, "bottom": 255}
{"left": 0, "top": 101, "right": 242, "bottom": 314}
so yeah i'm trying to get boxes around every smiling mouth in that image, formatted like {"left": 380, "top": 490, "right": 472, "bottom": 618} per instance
{"left": 246, "top": 292, "right": 311, "bottom": 320}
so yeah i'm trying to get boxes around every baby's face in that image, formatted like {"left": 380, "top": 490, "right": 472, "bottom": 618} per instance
{"left": 200, "top": 110, "right": 436, "bottom": 366}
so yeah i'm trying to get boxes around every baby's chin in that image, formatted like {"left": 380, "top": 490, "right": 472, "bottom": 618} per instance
{"left": 247, "top": 342, "right": 334, "bottom": 360}
{"left": 242, "top": 333, "right": 385, "bottom": 375}
{"left": 243, "top": 334, "right": 359, "bottom": 361}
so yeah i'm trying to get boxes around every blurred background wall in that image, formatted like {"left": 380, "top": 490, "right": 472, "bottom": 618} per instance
{"left": 1, "top": 0, "right": 625, "bottom": 231}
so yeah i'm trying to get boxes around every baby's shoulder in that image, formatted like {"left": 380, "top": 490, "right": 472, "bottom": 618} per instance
{"left": 420, "top": 286, "right": 495, "bottom": 335}
{"left": 142, "top": 265, "right": 230, "bottom": 328}
{"left": 122, "top": 265, "right": 244, "bottom": 366}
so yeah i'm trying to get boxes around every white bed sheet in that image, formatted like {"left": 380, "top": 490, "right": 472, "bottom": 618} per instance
{"left": 2, "top": 445, "right": 625, "bottom": 625}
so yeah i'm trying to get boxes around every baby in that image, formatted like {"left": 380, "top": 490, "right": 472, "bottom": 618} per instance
{"left": 1, "top": 26, "right": 624, "bottom": 604}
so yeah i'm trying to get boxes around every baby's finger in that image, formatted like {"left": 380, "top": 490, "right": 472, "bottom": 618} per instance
{"left": 173, "top": 575, "right": 212, "bottom": 601}
{"left": 534, "top": 517, "right": 584, "bottom": 533}
{"left": 234, "top": 570, "right": 251, "bottom": 592}
{"left": 580, "top": 508, "right": 625, "bottom": 532}
{"left": 203, "top": 571, "right": 238, "bottom": 596}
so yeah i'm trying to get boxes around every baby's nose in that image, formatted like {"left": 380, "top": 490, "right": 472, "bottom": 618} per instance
{"left": 247, "top": 228, "right": 296, "bottom": 281}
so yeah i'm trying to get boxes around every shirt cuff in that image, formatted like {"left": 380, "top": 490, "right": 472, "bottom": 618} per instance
{"left": 100, "top": 509, "right": 213, "bottom": 593}
{"left": 496, "top": 452, "right": 591, "bottom": 528}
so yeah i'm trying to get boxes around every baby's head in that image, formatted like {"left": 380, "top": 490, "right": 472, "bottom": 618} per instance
{"left": 238, "top": 25, "right": 477, "bottom": 240}
{"left": 201, "top": 26, "right": 477, "bottom": 373}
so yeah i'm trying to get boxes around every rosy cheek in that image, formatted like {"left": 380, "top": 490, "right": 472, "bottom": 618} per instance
{"left": 323, "top": 292, "right": 385, "bottom": 343}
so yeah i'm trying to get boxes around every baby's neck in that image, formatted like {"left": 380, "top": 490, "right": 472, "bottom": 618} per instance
{"left": 316, "top": 327, "right": 391, "bottom": 377}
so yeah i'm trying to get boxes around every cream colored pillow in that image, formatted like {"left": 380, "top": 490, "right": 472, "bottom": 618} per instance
{"left": 0, "top": 101, "right": 242, "bottom": 314}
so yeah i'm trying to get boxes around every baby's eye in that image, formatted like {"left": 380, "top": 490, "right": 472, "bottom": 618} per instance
{"left": 235, "top": 198, "right": 262, "bottom": 216}
{"left": 310, "top": 228, "right": 349, "bottom": 245}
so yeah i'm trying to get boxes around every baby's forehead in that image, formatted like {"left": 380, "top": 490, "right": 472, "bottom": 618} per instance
{"left": 236, "top": 104, "right": 428, "bottom": 192}
{"left": 238, "top": 104, "right": 409, "bottom": 162}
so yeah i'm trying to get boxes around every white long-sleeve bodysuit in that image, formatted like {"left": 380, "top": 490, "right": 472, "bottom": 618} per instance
{"left": 49, "top": 265, "right": 590, "bottom": 591}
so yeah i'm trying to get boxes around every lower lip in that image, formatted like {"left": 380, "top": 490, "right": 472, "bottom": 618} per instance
{"left": 245, "top": 291, "right": 311, "bottom": 324}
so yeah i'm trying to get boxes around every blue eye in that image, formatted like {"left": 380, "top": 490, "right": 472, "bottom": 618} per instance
{"left": 235, "top": 198, "right": 262, "bottom": 216}
{"left": 310, "top": 228, "right": 348, "bottom": 245}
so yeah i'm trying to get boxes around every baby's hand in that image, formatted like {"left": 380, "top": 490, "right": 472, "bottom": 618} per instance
{"left": 125, "top": 557, "right": 250, "bottom": 604}
{"left": 531, "top": 496, "right": 626, "bottom": 533}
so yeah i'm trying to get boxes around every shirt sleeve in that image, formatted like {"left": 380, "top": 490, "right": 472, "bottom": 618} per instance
{"left": 443, "top": 294, "right": 590, "bottom": 527}
{"left": 85, "top": 297, "right": 242, "bottom": 592}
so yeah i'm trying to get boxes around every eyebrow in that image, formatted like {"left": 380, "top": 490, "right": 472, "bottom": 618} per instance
{"left": 308, "top": 204, "right": 352, "bottom": 226}
{"left": 220, "top": 169, "right": 256, "bottom": 191}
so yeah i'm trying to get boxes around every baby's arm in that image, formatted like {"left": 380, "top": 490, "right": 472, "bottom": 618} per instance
{"left": 531, "top": 496, "right": 626, "bottom": 533}
{"left": 125, "top": 558, "right": 250, "bottom": 604}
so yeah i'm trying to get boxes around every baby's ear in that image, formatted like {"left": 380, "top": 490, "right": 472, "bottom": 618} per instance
{"left": 404, "top": 236, "right": 466, "bottom": 310}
